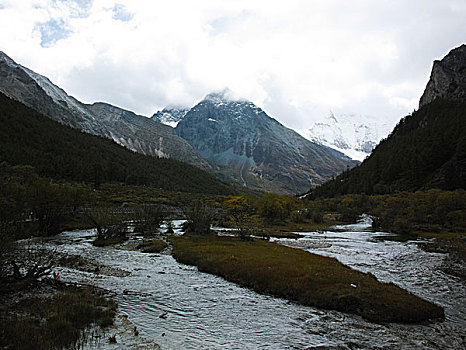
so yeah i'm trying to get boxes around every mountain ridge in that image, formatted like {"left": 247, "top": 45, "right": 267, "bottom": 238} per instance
{"left": 0, "top": 51, "right": 356, "bottom": 193}
{"left": 152, "top": 92, "right": 389, "bottom": 162}
{"left": 0, "top": 51, "right": 209, "bottom": 169}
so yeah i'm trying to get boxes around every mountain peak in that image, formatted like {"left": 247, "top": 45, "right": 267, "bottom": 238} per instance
{"left": 419, "top": 44, "right": 466, "bottom": 108}
{"left": 328, "top": 111, "right": 338, "bottom": 123}
{"left": 176, "top": 90, "right": 355, "bottom": 193}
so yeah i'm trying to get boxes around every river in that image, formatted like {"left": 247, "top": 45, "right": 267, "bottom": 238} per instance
{"left": 29, "top": 217, "right": 466, "bottom": 349}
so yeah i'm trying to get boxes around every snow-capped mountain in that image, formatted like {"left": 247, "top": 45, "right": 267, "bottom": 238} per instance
{"left": 151, "top": 107, "right": 189, "bottom": 127}
{"left": 0, "top": 51, "right": 209, "bottom": 169}
{"left": 175, "top": 91, "right": 356, "bottom": 194}
{"left": 298, "top": 112, "right": 392, "bottom": 161}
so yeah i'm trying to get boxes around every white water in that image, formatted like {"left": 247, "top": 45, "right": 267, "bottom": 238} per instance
{"left": 30, "top": 218, "right": 466, "bottom": 349}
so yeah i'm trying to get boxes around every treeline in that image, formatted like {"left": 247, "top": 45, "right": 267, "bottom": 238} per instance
{"left": 303, "top": 189, "right": 466, "bottom": 234}
{"left": 370, "top": 189, "right": 466, "bottom": 234}
{"left": 212, "top": 190, "right": 466, "bottom": 237}
{"left": 0, "top": 164, "right": 93, "bottom": 237}
{"left": 0, "top": 92, "right": 232, "bottom": 195}
{"left": 0, "top": 163, "right": 179, "bottom": 239}
{"left": 216, "top": 193, "right": 330, "bottom": 238}
{"left": 311, "top": 99, "right": 466, "bottom": 197}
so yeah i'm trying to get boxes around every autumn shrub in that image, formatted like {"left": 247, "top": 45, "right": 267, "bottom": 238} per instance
{"left": 370, "top": 189, "right": 466, "bottom": 234}
{"left": 256, "top": 193, "right": 298, "bottom": 222}
{"left": 88, "top": 207, "right": 128, "bottom": 246}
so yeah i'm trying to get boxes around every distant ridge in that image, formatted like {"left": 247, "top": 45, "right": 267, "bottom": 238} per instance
{"left": 151, "top": 106, "right": 189, "bottom": 127}
{"left": 0, "top": 51, "right": 209, "bottom": 169}
{"left": 298, "top": 112, "right": 391, "bottom": 161}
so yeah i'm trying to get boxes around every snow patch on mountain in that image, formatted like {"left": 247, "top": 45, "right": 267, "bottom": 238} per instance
{"left": 151, "top": 106, "right": 189, "bottom": 127}
{"left": 298, "top": 112, "right": 393, "bottom": 161}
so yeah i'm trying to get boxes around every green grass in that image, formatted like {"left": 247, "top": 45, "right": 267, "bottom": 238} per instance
{"left": 173, "top": 235, "right": 444, "bottom": 323}
{"left": 0, "top": 284, "right": 116, "bottom": 350}
{"left": 137, "top": 239, "right": 168, "bottom": 253}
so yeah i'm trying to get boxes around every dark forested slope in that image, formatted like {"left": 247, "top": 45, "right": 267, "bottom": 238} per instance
{"left": 0, "top": 92, "right": 232, "bottom": 195}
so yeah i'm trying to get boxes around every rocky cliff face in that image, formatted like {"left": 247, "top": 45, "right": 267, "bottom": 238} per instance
{"left": 0, "top": 51, "right": 208, "bottom": 169}
{"left": 176, "top": 91, "right": 356, "bottom": 194}
{"left": 86, "top": 103, "right": 210, "bottom": 168}
{"left": 0, "top": 51, "right": 104, "bottom": 133}
{"left": 420, "top": 44, "right": 466, "bottom": 108}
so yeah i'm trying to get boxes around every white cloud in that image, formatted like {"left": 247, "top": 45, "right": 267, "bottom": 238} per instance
{"left": 0, "top": 0, "right": 465, "bottom": 129}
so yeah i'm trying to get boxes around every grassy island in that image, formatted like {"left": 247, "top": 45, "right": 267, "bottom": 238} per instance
{"left": 173, "top": 235, "right": 444, "bottom": 323}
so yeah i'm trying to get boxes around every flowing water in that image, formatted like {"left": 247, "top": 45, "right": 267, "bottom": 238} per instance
{"left": 29, "top": 217, "right": 466, "bottom": 349}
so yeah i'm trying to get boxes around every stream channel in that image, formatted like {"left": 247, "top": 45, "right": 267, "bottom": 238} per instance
{"left": 28, "top": 217, "right": 466, "bottom": 349}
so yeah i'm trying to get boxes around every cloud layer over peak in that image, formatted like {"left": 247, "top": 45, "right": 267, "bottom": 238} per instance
{"left": 0, "top": 0, "right": 465, "bottom": 132}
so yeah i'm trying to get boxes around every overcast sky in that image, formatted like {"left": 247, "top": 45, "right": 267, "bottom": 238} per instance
{"left": 0, "top": 0, "right": 465, "bottom": 131}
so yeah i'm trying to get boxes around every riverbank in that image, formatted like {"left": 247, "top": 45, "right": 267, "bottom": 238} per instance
{"left": 415, "top": 231, "right": 466, "bottom": 280}
{"left": 0, "top": 279, "right": 116, "bottom": 350}
{"left": 0, "top": 242, "right": 162, "bottom": 349}
{"left": 173, "top": 234, "right": 444, "bottom": 323}
{"left": 11, "top": 225, "right": 464, "bottom": 348}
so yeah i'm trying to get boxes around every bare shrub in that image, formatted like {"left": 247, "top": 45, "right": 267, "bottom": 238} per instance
{"left": 132, "top": 204, "right": 164, "bottom": 235}
{"left": 183, "top": 202, "right": 214, "bottom": 234}
{"left": 87, "top": 207, "right": 127, "bottom": 240}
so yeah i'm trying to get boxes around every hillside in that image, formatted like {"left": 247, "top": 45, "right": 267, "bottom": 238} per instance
{"left": 0, "top": 51, "right": 209, "bottom": 169}
{"left": 0, "top": 92, "right": 232, "bottom": 195}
